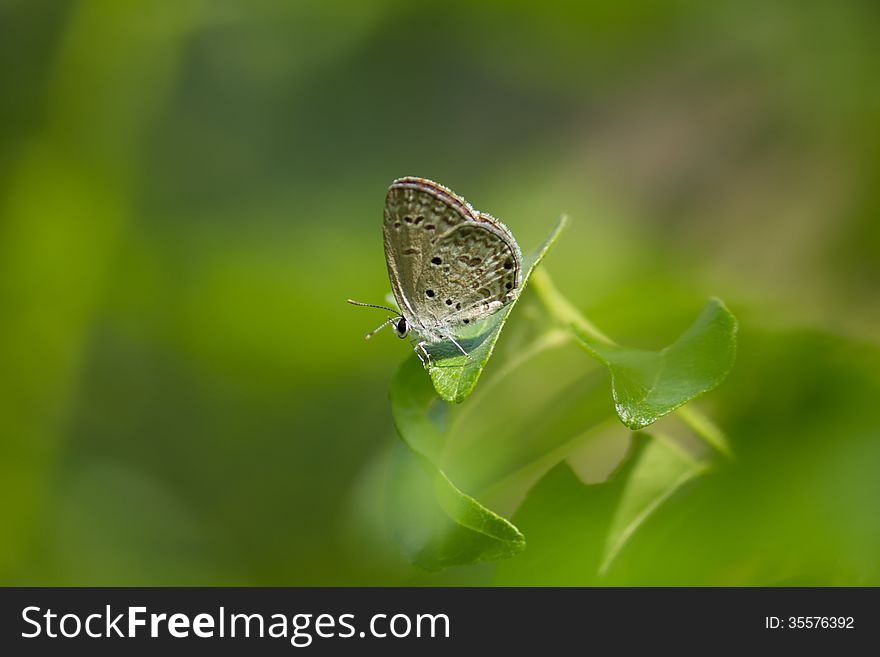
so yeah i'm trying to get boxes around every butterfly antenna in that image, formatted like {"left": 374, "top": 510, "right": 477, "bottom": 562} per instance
{"left": 363, "top": 317, "right": 395, "bottom": 341}
{"left": 346, "top": 299, "right": 399, "bottom": 314}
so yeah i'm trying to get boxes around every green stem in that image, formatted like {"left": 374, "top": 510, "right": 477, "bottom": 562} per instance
{"left": 477, "top": 416, "right": 621, "bottom": 503}
{"left": 530, "top": 267, "right": 616, "bottom": 346}
{"left": 530, "top": 267, "right": 733, "bottom": 459}
{"left": 445, "top": 327, "right": 570, "bottom": 444}
{"left": 675, "top": 404, "right": 734, "bottom": 460}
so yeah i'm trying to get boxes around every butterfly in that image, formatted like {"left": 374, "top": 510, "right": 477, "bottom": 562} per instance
{"left": 348, "top": 177, "right": 523, "bottom": 367}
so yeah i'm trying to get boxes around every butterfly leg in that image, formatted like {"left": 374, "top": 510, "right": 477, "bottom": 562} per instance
{"left": 445, "top": 334, "right": 472, "bottom": 360}
{"left": 411, "top": 339, "right": 432, "bottom": 369}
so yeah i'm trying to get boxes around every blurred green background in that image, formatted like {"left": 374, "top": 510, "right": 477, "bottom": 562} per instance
{"left": 1, "top": 0, "right": 878, "bottom": 585}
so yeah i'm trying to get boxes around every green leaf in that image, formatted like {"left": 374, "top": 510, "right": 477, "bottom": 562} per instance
{"left": 599, "top": 433, "right": 707, "bottom": 575}
{"left": 427, "top": 216, "right": 568, "bottom": 403}
{"left": 384, "top": 218, "right": 568, "bottom": 568}
{"left": 494, "top": 432, "right": 705, "bottom": 584}
{"left": 389, "top": 356, "right": 525, "bottom": 569}
{"left": 570, "top": 298, "right": 737, "bottom": 430}
{"left": 602, "top": 330, "right": 880, "bottom": 586}
{"left": 494, "top": 435, "right": 646, "bottom": 585}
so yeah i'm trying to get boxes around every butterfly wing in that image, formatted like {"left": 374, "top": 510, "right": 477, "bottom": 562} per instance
{"left": 383, "top": 177, "right": 475, "bottom": 323}
{"left": 412, "top": 221, "right": 522, "bottom": 330}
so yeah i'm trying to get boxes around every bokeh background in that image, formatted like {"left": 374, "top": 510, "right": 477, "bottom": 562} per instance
{"left": 1, "top": 0, "right": 878, "bottom": 585}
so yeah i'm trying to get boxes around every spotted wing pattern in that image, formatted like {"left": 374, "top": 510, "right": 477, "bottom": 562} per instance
{"left": 412, "top": 222, "right": 521, "bottom": 330}
{"left": 383, "top": 178, "right": 473, "bottom": 322}
{"left": 383, "top": 177, "right": 523, "bottom": 339}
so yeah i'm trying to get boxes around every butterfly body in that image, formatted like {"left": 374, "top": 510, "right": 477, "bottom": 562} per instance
{"left": 351, "top": 177, "right": 523, "bottom": 366}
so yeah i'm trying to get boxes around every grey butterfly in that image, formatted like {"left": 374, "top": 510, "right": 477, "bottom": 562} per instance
{"left": 348, "top": 176, "right": 523, "bottom": 366}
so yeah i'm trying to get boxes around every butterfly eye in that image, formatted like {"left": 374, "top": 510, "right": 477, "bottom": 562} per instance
{"left": 395, "top": 317, "right": 409, "bottom": 338}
